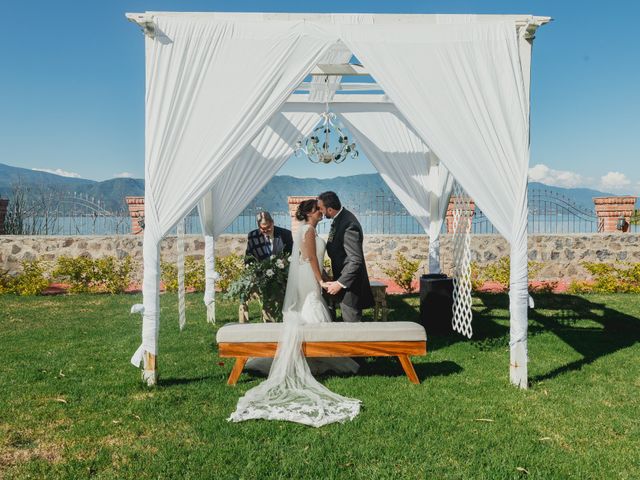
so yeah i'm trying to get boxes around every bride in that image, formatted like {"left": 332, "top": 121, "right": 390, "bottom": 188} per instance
{"left": 228, "top": 199, "right": 361, "bottom": 427}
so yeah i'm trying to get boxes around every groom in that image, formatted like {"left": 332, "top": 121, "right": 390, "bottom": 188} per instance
{"left": 318, "top": 191, "right": 374, "bottom": 322}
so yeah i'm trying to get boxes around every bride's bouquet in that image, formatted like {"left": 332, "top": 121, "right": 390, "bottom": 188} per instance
{"left": 225, "top": 253, "right": 290, "bottom": 320}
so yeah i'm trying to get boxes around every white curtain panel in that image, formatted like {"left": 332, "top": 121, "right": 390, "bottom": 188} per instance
{"left": 336, "top": 105, "right": 453, "bottom": 273}
{"left": 133, "top": 14, "right": 337, "bottom": 368}
{"left": 198, "top": 106, "right": 322, "bottom": 318}
{"left": 340, "top": 20, "right": 531, "bottom": 387}
{"left": 308, "top": 42, "right": 353, "bottom": 103}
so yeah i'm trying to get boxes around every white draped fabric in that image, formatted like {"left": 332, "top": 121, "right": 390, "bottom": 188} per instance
{"left": 132, "top": 12, "right": 540, "bottom": 388}
{"left": 132, "top": 14, "right": 337, "bottom": 371}
{"left": 339, "top": 20, "right": 531, "bottom": 387}
{"left": 336, "top": 105, "right": 453, "bottom": 273}
{"left": 198, "top": 107, "right": 322, "bottom": 321}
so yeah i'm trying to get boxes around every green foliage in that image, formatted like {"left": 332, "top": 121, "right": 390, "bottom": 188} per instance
{"left": 472, "top": 256, "right": 542, "bottom": 291}
{"left": 568, "top": 262, "right": 640, "bottom": 294}
{"left": 53, "top": 255, "right": 131, "bottom": 294}
{"left": 381, "top": 252, "right": 420, "bottom": 293}
{"left": 0, "top": 269, "right": 12, "bottom": 294}
{"left": 160, "top": 256, "right": 206, "bottom": 293}
{"left": 215, "top": 253, "right": 244, "bottom": 293}
{"left": 225, "top": 253, "right": 290, "bottom": 318}
{"left": 94, "top": 256, "right": 132, "bottom": 294}
{"left": 0, "top": 260, "right": 50, "bottom": 295}
{"left": 469, "top": 262, "right": 484, "bottom": 292}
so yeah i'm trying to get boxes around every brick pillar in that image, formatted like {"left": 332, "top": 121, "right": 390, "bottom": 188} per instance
{"left": 593, "top": 196, "right": 637, "bottom": 232}
{"left": 125, "top": 196, "right": 145, "bottom": 235}
{"left": 0, "top": 199, "right": 8, "bottom": 235}
{"left": 288, "top": 196, "right": 317, "bottom": 235}
{"left": 445, "top": 196, "right": 475, "bottom": 233}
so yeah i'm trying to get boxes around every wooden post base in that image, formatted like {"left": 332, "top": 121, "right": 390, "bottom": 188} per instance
{"left": 143, "top": 351, "right": 158, "bottom": 386}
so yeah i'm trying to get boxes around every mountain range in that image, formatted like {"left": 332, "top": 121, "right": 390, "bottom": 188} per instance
{"left": 0, "top": 162, "right": 621, "bottom": 213}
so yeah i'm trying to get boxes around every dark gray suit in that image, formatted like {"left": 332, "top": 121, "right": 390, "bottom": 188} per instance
{"left": 326, "top": 208, "right": 374, "bottom": 322}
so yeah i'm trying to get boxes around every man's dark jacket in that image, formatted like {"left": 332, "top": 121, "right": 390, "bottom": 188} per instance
{"left": 326, "top": 209, "right": 374, "bottom": 310}
{"left": 245, "top": 226, "right": 293, "bottom": 262}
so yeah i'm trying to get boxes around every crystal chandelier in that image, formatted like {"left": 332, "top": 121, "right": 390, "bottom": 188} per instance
{"left": 295, "top": 106, "right": 358, "bottom": 164}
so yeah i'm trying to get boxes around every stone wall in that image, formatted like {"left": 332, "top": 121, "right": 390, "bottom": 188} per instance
{"left": 1, "top": 234, "right": 639, "bottom": 282}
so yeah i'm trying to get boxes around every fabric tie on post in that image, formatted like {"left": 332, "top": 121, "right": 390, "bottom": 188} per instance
{"left": 129, "top": 304, "right": 145, "bottom": 367}
{"left": 203, "top": 235, "right": 218, "bottom": 323}
{"left": 177, "top": 220, "right": 186, "bottom": 331}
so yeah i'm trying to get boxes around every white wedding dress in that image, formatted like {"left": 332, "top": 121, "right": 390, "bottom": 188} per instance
{"left": 228, "top": 223, "right": 361, "bottom": 427}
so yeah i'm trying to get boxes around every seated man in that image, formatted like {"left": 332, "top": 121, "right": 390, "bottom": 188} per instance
{"left": 245, "top": 211, "right": 293, "bottom": 262}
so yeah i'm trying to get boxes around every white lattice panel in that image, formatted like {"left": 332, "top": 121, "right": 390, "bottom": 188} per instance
{"left": 451, "top": 185, "right": 473, "bottom": 338}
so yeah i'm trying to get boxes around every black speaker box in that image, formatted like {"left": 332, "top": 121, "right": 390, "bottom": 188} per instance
{"left": 419, "top": 274, "right": 454, "bottom": 335}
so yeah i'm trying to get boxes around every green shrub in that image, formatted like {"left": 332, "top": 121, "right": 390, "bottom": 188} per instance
{"left": 0, "top": 269, "right": 12, "bottom": 294}
{"left": 474, "top": 257, "right": 542, "bottom": 291}
{"left": 469, "top": 262, "right": 484, "bottom": 292}
{"left": 382, "top": 252, "right": 420, "bottom": 294}
{"left": 94, "top": 256, "right": 132, "bottom": 294}
{"left": 160, "top": 261, "right": 178, "bottom": 292}
{"left": 53, "top": 256, "right": 95, "bottom": 293}
{"left": 4, "top": 260, "right": 50, "bottom": 295}
{"left": 569, "top": 262, "right": 640, "bottom": 294}
{"left": 161, "top": 256, "right": 208, "bottom": 293}
{"left": 53, "top": 255, "right": 132, "bottom": 294}
{"left": 215, "top": 254, "right": 245, "bottom": 293}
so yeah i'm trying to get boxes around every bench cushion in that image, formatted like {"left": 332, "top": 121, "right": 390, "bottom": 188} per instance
{"left": 216, "top": 321, "right": 426, "bottom": 343}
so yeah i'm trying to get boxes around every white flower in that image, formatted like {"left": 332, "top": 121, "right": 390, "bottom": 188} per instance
{"left": 266, "top": 269, "right": 274, "bottom": 277}
{"left": 288, "top": 256, "right": 293, "bottom": 262}
{"left": 276, "top": 259, "right": 285, "bottom": 269}
{"left": 270, "top": 255, "right": 275, "bottom": 260}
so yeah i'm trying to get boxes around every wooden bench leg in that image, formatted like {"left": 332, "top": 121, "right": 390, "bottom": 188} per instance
{"left": 397, "top": 355, "right": 420, "bottom": 384}
{"left": 227, "top": 357, "right": 248, "bottom": 386}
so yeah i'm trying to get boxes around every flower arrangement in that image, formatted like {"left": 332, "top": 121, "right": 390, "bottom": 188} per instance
{"left": 225, "top": 252, "right": 290, "bottom": 320}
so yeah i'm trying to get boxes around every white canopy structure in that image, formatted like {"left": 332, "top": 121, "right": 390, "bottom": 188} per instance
{"left": 126, "top": 12, "right": 550, "bottom": 389}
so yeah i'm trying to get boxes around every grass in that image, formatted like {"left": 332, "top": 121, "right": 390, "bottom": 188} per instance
{"left": 0, "top": 292, "right": 639, "bottom": 479}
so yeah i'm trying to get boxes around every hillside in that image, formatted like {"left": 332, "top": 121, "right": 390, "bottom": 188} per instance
{"left": 0, "top": 162, "right": 622, "bottom": 213}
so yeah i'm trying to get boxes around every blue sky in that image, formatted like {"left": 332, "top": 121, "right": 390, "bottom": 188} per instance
{"left": 0, "top": 1, "right": 638, "bottom": 194}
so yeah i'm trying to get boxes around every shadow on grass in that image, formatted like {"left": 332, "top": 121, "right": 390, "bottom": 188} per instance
{"left": 526, "top": 294, "right": 640, "bottom": 383}
{"left": 386, "top": 292, "right": 640, "bottom": 384}
{"left": 424, "top": 292, "right": 640, "bottom": 384}
{"left": 239, "top": 358, "right": 462, "bottom": 384}
{"left": 160, "top": 376, "right": 214, "bottom": 387}
{"left": 354, "top": 357, "right": 462, "bottom": 382}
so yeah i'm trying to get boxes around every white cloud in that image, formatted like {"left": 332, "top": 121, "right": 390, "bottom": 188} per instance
{"left": 114, "top": 172, "right": 135, "bottom": 178}
{"left": 600, "top": 171, "right": 631, "bottom": 191}
{"left": 32, "top": 167, "right": 82, "bottom": 178}
{"left": 528, "top": 163, "right": 587, "bottom": 188}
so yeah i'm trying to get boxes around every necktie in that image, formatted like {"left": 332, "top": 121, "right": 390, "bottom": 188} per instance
{"left": 265, "top": 235, "right": 272, "bottom": 255}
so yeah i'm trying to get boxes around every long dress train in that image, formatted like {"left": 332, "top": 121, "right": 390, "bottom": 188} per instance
{"left": 228, "top": 223, "right": 361, "bottom": 427}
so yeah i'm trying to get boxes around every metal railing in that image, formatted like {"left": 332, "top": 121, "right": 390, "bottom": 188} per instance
{"left": 4, "top": 188, "right": 638, "bottom": 235}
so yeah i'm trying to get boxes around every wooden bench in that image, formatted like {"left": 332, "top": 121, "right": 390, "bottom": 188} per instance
{"left": 216, "top": 321, "right": 427, "bottom": 385}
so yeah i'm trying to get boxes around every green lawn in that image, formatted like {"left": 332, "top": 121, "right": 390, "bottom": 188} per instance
{"left": 1, "top": 292, "right": 639, "bottom": 479}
